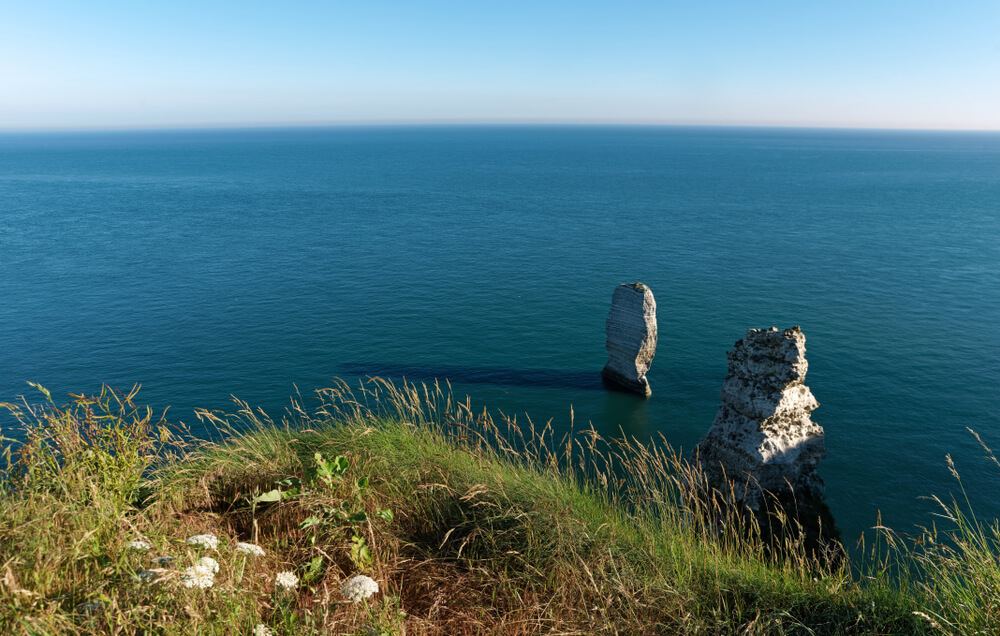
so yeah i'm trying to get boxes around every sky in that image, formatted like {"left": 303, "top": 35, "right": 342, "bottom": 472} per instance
{"left": 2, "top": 1, "right": 999, "bottom": 131}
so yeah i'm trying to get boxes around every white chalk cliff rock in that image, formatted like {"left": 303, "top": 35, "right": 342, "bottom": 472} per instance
{"left": 694, "top": 326, "right": 825, "bottom": 509}
{"left": 601, "top": 283, "right": 657, "bottom": 397}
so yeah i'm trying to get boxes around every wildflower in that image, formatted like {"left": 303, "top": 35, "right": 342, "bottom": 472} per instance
{"left": 128, "top": 539, "right": 153, "bottom": 551}
{"left": 253, "top": 625, "right": 274, "bottom": 636}
{"left": 341, "top": 574, "right": 379, "bottom": 603}
{"left": 185, "top": 534, "right": 219, "bottom": 550}
{"left": 196, "top": 556, "right": 220, "bottom": 573}
{"left": 236, "top": 542, "right": 266, "bottom": 557}
{"left": 274, "top": 571, "right": 299, "bottom": 591}
{"left": 180, "top": 556, "right": 219, "bottom": 588}
{"left": 180, "top": 565, "right": 215, "bottom": 589}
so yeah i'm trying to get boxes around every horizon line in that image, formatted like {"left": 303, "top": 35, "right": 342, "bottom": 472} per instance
{"left": 3, "top": 119, "right": 1000, "bottom": 135}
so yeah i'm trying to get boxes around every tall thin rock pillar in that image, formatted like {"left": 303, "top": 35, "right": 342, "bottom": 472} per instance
{"left": 601, "top": 283, "right": 657, "bottom": 397}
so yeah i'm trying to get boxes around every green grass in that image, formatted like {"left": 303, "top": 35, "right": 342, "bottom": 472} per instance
{"left": 0, "top": 379, "right": 993, "bottom": 633}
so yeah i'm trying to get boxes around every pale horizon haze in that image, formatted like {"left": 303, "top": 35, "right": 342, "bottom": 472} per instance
{"left": 2, "top": 0, "right": 999, "bottom": 131}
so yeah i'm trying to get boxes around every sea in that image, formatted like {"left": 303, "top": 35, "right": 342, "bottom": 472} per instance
{"left": 1, "top": 125, "right": 998, "bottom": 547}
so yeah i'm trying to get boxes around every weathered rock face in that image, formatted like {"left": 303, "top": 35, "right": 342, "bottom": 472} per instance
{"left": 694, "top": 326, "right": 825, "bottom": 509}
{"left": 601, "top": 283, "right": 657, "bottom": 397}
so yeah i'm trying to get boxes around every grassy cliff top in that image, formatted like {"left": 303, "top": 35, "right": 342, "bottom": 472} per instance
{"left": 0, "top": 380, "right": 991, "bottom": 634}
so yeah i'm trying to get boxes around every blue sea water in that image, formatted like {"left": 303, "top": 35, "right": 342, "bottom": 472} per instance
{"left": 1, "top": 125, "right": 998, "bottom": 545}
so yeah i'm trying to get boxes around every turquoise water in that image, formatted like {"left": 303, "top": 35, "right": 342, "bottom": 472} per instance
{"left": 2, "top": 125, "right": 998, "bottom": 545}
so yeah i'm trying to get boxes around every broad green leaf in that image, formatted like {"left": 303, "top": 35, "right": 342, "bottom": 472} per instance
{"left": 253, "top": 489, "right": 283, "bottom": 504}
{"left": 332, "top": 455, "right": 349, "bottom": 476}
{"left": 303, "top": 555, "right": 324, "bottom": 582}
{"left": 350, "top": 538, "right": 372, "bottom": 567}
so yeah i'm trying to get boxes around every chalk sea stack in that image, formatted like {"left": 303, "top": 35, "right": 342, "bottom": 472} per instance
{"left": 601, "top": 283, "right": 657, "bottom": 397}
{"left": 694, "top": 326, "right": 825, "bottom": 509}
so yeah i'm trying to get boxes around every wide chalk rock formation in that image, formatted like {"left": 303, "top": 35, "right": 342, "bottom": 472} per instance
{"left": 694, "top": 326, "right": 825, "bottom": 509}
{"left": 601, "top": 283, "right": 657, "bottom": 397}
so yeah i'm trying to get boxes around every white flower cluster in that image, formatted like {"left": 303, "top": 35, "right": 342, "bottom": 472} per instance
{"left": 180, "top": 556, "right": 219, "bottom": 589}
{"left": 253, "top": 625, "right": 274, "bottom": 636}
{"left": 236, "top": 542, "right": 266, "bottom": 557}
{"left": 131, "top": 534, "right": 270, "bottom": 592}
{"left": 180, "top": 567, "right": 213, "bottom": 589}
{"left": 341, "top": 574, "right": 379, "bottom": 603}
{"left": 185, "top": 534, "right": 219, "bottom": 550}
{"left": 275, "top": 571, "right": 299, "bottom": 591}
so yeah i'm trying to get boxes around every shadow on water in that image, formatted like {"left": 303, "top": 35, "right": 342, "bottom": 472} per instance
{"left": 338, "top": 363, "right": 607, "bottom": 391}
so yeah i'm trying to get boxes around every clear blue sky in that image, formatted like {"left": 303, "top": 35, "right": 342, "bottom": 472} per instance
{"left": 2, "top": 0, "right": 999, "bottom": 130}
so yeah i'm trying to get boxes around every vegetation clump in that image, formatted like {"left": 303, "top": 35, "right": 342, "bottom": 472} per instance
{"left": 0, "top": 379, "right": 997, "bottom": 633}
{"left": 623, "top": 281, "right": 648, "bottom": 292}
